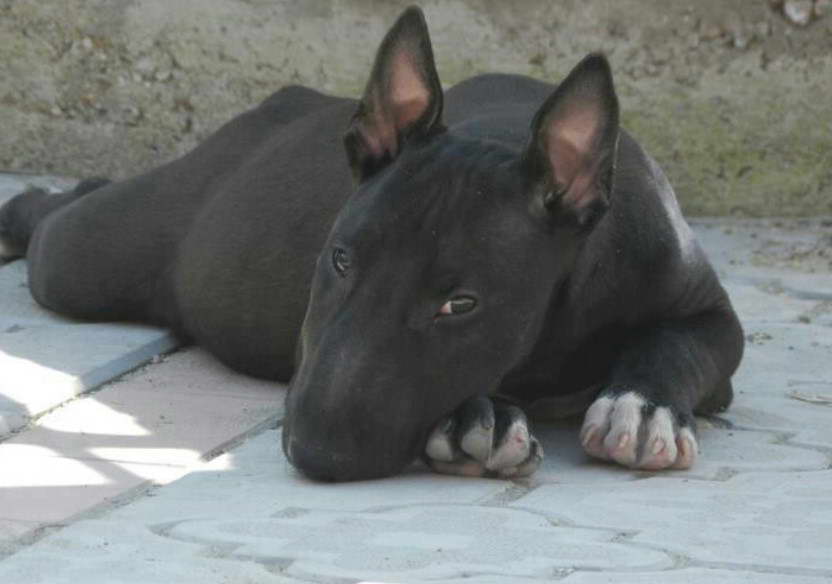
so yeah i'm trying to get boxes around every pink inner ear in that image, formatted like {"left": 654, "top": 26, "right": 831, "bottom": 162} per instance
{"left": 361, "top": 50, "right": 431, "bottom": 160}
{"left": 389, "top": 49, "right": 431, "bottom": 128}
{"left": 546, "top": 105, "right": 602, "bottom": 209}
{"left": 362, "top": 87, "right": 398, "bottom": 159}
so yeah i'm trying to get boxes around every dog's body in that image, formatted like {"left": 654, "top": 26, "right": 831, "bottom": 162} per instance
{"left": 0, "top": 8, "right": 743, "bottom": 481}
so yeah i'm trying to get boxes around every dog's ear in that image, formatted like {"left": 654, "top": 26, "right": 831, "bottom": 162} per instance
{"left": 344, "top": 6, "right": 444, "bottom": 182}
{"left": 524, "top": 54, "right": 619, "bottom": 228}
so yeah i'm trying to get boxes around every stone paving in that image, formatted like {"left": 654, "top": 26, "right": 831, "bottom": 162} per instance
{"left": 0, "top": 174, "right": 830, "bottom": 583}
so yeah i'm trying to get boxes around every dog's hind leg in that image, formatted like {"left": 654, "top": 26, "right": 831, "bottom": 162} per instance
{"left": 0, "top": 177, "right": 110, "bottom": 262}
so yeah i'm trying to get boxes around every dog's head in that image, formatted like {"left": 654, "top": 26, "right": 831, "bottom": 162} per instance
{"left": 283, "top": 6, "right": 619, "bottom": 480}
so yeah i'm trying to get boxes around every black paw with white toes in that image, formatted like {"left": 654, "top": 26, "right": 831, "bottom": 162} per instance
{"left": 424, "top": 396, "right": 543, "bottom": 479}
{"left": 580, "top": 390, "right": 698, "bottom": 470}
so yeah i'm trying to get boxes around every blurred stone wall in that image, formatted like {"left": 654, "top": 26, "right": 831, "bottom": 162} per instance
{"left": 1, "top": 0, "right": 830, "bottom": 216}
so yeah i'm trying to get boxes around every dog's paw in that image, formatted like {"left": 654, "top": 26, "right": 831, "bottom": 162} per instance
{"left": 580, "top": 391, "right": 697, "bottom": 470}
{"left": 0, "top": 187, "right": 49, "bottom": 264}
{"left": 424, "top": 396, "right": 543, "bottom": 479}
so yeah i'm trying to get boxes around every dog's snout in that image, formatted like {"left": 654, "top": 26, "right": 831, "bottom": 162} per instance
{"left": 285, "top": 434, "right": 359, "bottom": 482}
{"left": 282, "top": 406, "right": 419, "bottom": 482}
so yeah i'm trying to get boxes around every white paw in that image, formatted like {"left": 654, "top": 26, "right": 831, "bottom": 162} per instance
{"left": 424, "top": 396, "right": 543, "bottom": 479}
{"left": 580, "top": 391, "right": 698, "bottom": 470}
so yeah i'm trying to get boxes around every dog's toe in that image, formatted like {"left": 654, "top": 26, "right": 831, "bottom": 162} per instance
{"left": 579, "top": 396, "right": 613, "bottom": 460}
{"left": 600, "top": 393, "right": 643, "bottom": 467}
{"left": 637, "top": 407, "right": 680, "bottom": 470}
{"left": 671, "top": 427, "right": 698, "bottom": 470}
{"left": 457, "top": 396, "right": 496, "bottom": 463}
{"left": 494, "top": 435, "right": 543, "bottom": 478}
{"left": 486, "top": 405, "right": 532, "bottom": 471}
{"left": 580, "top": 390, "right": 697, "bottom": 470}
{"left": 424, "top": 397, "right": 542, "bottom": 479}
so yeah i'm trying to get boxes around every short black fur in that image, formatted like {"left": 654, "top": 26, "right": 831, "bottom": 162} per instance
{"left": 0, "top": 6, "right": 743, "bottom": 481}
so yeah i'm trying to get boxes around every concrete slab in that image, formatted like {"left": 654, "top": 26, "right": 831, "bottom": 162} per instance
{"left": 0, "top": 348, "right": 284, "bottom": 540}
{"left": 5, "top": 425, "right": 830, "bottom": 582}
{"left": 721, "top": 281, "right": 832, "bottom": 326}
{"left": 165, "top": 507, "right": 671, "bottom": 581}
{"left": 0, "top": 318, "right": 179, "bottom": 433}
{"left": 0, "top": 444, "right": 183, "bottom": 524}
{"left": 693, "top": 218, "right": 832, "bottom": 302}
{"left": 561, "top": 569, "right": 828, "bottom": 584}
{"left": 0, "top": 520, "right": 303, "bottom": 584}
{"left": 725, "top": 396, "right": 832, "bottom": 449}
{"left": 112, "top": 434, "right": 512, "bottom": 525}
{"left": 513, "top": 470, "right": 832, "bottom": 573}
{"left": 0, "top": 432, "right": 673, "bottom": 583}
{"left": 735, "top": 321, "right": 832, "bottom": 383}
{"left": 0, "top": 520, "right": 39, "bottom": 545}
{"left": 528, "top": 419, "right": 829, "bottom": 486}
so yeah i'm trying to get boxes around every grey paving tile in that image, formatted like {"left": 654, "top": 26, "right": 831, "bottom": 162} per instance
{"left": 723, "top": 281, "right": 832, "bottom": 326}
{"left": 0, "top": 322, "right": 178, "bottom": 434}
{"left": 430, "top": 572, "right": 830, "bottom": 584}
{"left": 0, "top": 432, "right": 673, "bottom": 583}
{"left": 113, "top": 430, "right": 511, "bottom": 523}
{"left": 0, "top": 521, "right": 303, "bottom": 583}
{"left": 0, "top": 261, "right": 70, "bottom": 325}
{"left": 561, "top": 567, "right": 829, "bottom": 584}
{"left": 529, "top": 418, "right": 828, "bottom": 486}
{"left": 0, "top": 262, "right": 180, "bottom": 437}
{"left": 0, "top": 348, "right": 284, "bottom": 531}
{"left": 724, "top": 395, "right": 832, "bottom": 449}
{"left": 692, "top": 219, "right": 832, "bottom": 301}
{"left": 0, "top": 520, "right": 39, "bottom": 546}
{"left": 732, "top": 322, "right": 832, "bottom": 401}
{"left": 176, "top": 506, "right": 670, "bottom": 582}
{"left": 513, "top": 470, "right": 832, "bottom": 573}
{"left": 0, "top": 397, "right": 27, "bottom": 435}
{"left": 0, "top": 449, "right": 183, "bottom": 523}
{"left": 428, "top": 577, "right": 567, "bottom": 584}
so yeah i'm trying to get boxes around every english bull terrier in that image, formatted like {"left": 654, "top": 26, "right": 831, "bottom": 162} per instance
{"left": 0, "top": 7, "right": 743, "bottom": 481}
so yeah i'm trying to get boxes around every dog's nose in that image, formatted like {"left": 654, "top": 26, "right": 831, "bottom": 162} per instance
{"left": 284, "top": 428, "right": 413, "bottom": 482}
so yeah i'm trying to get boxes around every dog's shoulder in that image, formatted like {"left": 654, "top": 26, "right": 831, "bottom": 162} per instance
{"left": 576, "top": 131, "right": 728, "bottom": 323}
{"left": 255, "top": 84, "right": 353, "bottom": 126}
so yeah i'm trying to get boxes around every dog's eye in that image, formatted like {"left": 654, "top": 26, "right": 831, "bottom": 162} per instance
{"left": 438, "top": 296, "right": 477, "bottom": 316}
{"left": 332, "top": 248, "right": 350, "bottom": 276}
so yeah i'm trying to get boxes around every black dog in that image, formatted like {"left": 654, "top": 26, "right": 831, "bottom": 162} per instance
{"left": 0, "top": 7, "right": 743, "bottom": 481}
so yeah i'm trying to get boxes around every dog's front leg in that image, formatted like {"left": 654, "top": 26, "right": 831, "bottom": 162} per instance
{"left": 580, "top": 307, "right": 744, "bottom": 470}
